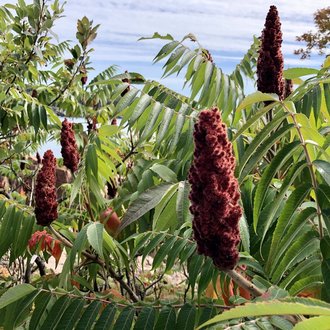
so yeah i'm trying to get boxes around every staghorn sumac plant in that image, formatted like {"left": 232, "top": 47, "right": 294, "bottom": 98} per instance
{"left": 0, "top": 1, "right": 329, "bottom": 329}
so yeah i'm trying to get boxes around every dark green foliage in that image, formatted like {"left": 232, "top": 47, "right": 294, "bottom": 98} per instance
{"left": 0, "top": 1, "right": 329, "bottom": 329}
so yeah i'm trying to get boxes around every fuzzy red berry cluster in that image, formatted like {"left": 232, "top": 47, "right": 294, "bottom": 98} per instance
{"left": 34, "top": 150, "right": 58, "bottom": 226}
{"left": 188, "top": 108, "right": 242, "bottom": 270}
{"left": 257, "top": 5, "right": 284, "bottom": 99}
{"left": 60, "top": 118, "right": 80, "bottom": 172}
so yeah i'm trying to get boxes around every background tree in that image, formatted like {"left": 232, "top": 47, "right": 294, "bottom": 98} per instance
{"left": 294, "top": 6, "right": 330, "bottom": 59}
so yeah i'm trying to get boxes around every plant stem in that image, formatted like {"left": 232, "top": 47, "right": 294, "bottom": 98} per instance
{"left": 39, "top": 287, "right": 230, "bottom": 309}
{"left": 48, "top": 224, "right": 139, "bottom": 302}
{"left": 281, "top": 102, "right": 323, "bottom": 239}
{"left": 48, "top": 50, "right": 87, "bottom": 107}
{"left": 225, "top": 269, "right": 264, "bottom": 297}
{"left": 116, "top": 136, "right": 137, "bottom": 169}
{"left": 48, "top": 224, "right": 74, "bottom": 248}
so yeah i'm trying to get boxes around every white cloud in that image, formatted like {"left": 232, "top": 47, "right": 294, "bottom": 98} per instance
{"left": 51, "top": 0, "right": 328, "bottom": 70}
{"left": 3, "top": 0, "right": 328, "bottom": 81}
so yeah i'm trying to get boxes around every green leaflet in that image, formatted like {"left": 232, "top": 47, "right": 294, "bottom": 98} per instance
{"left": 322, "top": 259, "right": 330, "bottom": 299}
{"left": 316, "top": 185, "right": 330, "bottom": 230}
{"left": 13, "top": 214, "right": 34, "bottom": 259}
{"left": 70, "top": 274, "right": 93, "bottom": 291}
{"left": 179, "top": 241, "right": 197, "bottom": 264}
{"left": 239, "top": 213, "right": 250, "bottom": 253}
{"left": 119, "top": 183, "right": 175, "bottom": 232}
{"left": 239, "top": 123, "right": 294, "bottom": 182}
{"left": 321, "top": 237, "right": 330, "bottom": 300}
{"left": 113, "top": 306, "right": 135, "bottom": 330}
{"left": 206, "top": 68, "right": 221, "bottom": 107}
{"left": 197, "top": 306, "right": 217, "bottom": 327}
{"left": 154, "top": 306, "right": 176, "bottom": 330}
{"left": 256, "top": 160, "right": 308, "bottom": 242}
{"left": 283, "top": 67, "right": 319, "bottom": 79}
{"left": 236, "top": 91, "right": 279, "bottom": 113}
{"left": 156, "top": 107, "right": 174, "bottom": 144}
{"left": 187, "top": 255, "right": 204, "bottom": 296}
{"left": 0, "top": 205, "right": 16, "bottom": 258}
{"left": 314, "top": 160, "right": 330, "bottom": 186}
{"left": 190, "top": 61, "right": 206, "bottom": 101}
{"left": 28, "top": 291, "right": 52, "bottom": 330}
{"left": 130, "top": 232, "right": 153, "bottom": 257}
{"left": 232, "top": 103, "right": 283, "bottom": 142}
{"left": 217, "top": 74, "right": 229, "bottom": 117}
{"left": 153, "top": 190, "right": 178, "bottom": 231}
{"left": 266, "top": 183, "right": 313, "bottom": 273}
{"left": 5, "top": 290, "right": 39, "bottom": 329}
{"left": 39, "top": 296, "right": 70, "bottom": 330}
{"left": 321, "top": 236, "right": 330, "bottom": 259}
{"left": 324, "top": 83, "right": 330, "bottom": 115}
{"left": 177, "top": 50, "right": 196, "bottom": 76}
{"left": 176, "top": 303, "right": 196, "bottom": 330}
{"left": 162, "top": 45, "right": 186, "bottom": 78}
{"left": 128, "top": 94, "right": 152, "bottom": 125}
{"left": 280, "top": 256, "right": 321, "bottom": 290}
{"left": 237, "top": 109, "right": 288, "bottom": 179}
{"left": 271, "top": 231, "right": 319, "bottom": 283}
{"left": 140, "top": 101, "right": 163, "bottom": 140}
{"left": 45, "top": 105, "right": 61, "bottom": 127}
{"left": 69, "top": 225, "right": 88, "bottom": 268}
{"left": 165, "top": 238, "right": 189, "bottom": 271}
{"left": 152, "top": 236, "right": 177, "bottom": 270}
{"left": 87, "top": 222, "right": 104, "bottom": 259}
{"left": 153, "top": 40, "right": 179, "bottom": 62}
{"left": 289, "top": 275, "right": 323, "bottom": 296}
{"left": 312, "top": 85, "right": 321, "bottom": 123}
{"left": 93, "top": 303, "right": 117, "bottom": 330}
{"left": 270, "top": 208, "right": 317, "bottom": 278}
{"left": 198, "top": 299, "right": 330, "bottom": 329}
{"left": 176, "top": 180, "right": 191, "bottom": 224}
{"left": 141, "top": 233, "right": 167, "bottom": 264}
{"left": 197, "top": 258, "right": 215, "bottom": 299}
{"left": 86, "top": 144, "right": 98, "bottom": 179}
{"left": 8, "top": 209, "right": 22, "bottom": 264}
{"left": 0, "top": 284, "right": 37, "bottom": 310}
{"left": 98, "top": 125, "right": 120, "bottom": 138}
{"left": 115, "top": 88, "right": 139, "bottom": 114}
{"left": 133, "top": 307, "right": 156, "bottom": 330}
{"left": 253, "top": 141, "right": 301, "bottom": 231}
{"left": 294, "top": 316, "right": 330, "bottom": 330}
{"left": 75, "top": 301, "right": 102, "bottom": 330}
{"left": 150, "top": 164, "right": 177, "bottom": 183}
{"left": 170, "top": 104, "right": 189, "bottom": 152}
{"left": 70, "top": 168, "right": 84, "bottom": 207}
{"left": 198, "top": 60, "right": 214, "bottom": 104}
{"left": 230, "top": 36, "right": 259, "bottom": 83}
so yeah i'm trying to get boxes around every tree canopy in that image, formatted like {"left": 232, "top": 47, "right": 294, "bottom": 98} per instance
{"left": 295, "top": 6, "right": 330, "bottom": 58}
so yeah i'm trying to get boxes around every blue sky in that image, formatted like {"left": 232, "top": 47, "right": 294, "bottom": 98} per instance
{"left": 3, "top": 0, "right": 329, "bottom": 91}
{"left": 46, "top": 0, "right": 329, "bottom": 92}
{"left": 2, "top": 0, "right": 329, "bottom": 156}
